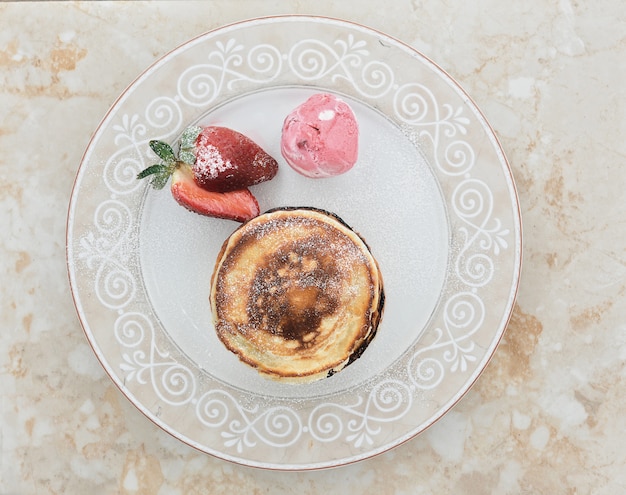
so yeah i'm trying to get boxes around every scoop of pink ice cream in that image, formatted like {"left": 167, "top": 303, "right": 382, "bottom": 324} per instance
{"left": 280, "top": 93, "right": 359, "bottom": 178}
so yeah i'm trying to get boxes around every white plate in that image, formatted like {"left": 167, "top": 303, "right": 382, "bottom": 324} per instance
{"left": 67, "top": 16, "right": 521, "bottom": 470}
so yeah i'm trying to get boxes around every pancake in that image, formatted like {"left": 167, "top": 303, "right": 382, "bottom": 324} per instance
{"left": 210, "top": 207, "right": 384, "bottom": 383}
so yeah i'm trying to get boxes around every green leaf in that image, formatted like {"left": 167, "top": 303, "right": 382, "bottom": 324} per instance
{"left": 149, "top": 172, "right": 170, "bottom": 190}
{"left": 179, "top": 126, "right": 201, "bottom": 150}
{"left": 149, "top": 140, "right": 176, "bottom": 163}
{"left": 137, "top": 164, "right": 168, "bottom": 179}
{"left": 136, "top": 164, "right": 172, "bottom": 190}
{"left": 178, "top": 149, "right": 196, "bottom": 165}
{"left": 178, "top": 126, "right": 201, "bottom": 165}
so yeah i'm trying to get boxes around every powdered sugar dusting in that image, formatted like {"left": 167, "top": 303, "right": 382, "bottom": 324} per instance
{"left": 253, "top": 151, "right": 277, "bottom": 173}
{"left": 194, "top": 144, "right": 237, "bottom": 179}
{"left": 212, "top": 208, "right": 381, "bottom": 379}
{"left": 140, "top": 88, "right": 449, "bottom": 400}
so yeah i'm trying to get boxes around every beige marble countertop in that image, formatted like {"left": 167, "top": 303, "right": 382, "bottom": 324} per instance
{"left": 2, "top": 1, "right": 625, "bottom": 493}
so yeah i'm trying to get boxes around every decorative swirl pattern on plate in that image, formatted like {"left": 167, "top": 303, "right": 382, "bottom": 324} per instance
{"left": 394, "top": 82, "right": 474, "bottom": 176}
{"left": 104, "top": 98, "right": 183, "bottom": 196}
{"left": 288, "top": 34, "right": 394, "bottom": 98}
{"left": 408, "top": 292, "right": 485, "bottom": 389}
{"left": 453, "top": 178, "right": 510, "bottom": 287}
{"left": 196, "top": 390, "right": 302, "bottom": 452}
{"left": 72, "top": 29, "right": 514, "bottom": 456}
{"left": 117, "top": 312, "right": 197, "bottom": 406}
{"left": 144, "top": 96, "right": 184, "bottom": 138}
{"left": 309, "top": 379, "right": 412, "bottom": 447}
{"left": 77, "top": 200, "right": 135, "bottom": 310}
{"left": 177, "top": 39, "right": 282, "bottom": 107}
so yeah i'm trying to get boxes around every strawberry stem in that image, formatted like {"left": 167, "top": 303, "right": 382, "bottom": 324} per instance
{"left": 137, "top": 127, "right": 200, "bottom": 189}
{"left": 137, "top": 139, "right": 182, "bottom": 190}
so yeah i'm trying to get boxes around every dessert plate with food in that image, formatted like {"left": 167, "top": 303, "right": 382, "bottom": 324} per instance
{"left": 66, "top": 16, "right": 521, "bottom": 470}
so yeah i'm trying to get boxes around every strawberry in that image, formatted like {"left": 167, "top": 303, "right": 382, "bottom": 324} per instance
{"left": 136, "top": 127, "right": 271, "bottom": 222}
{"left": 181, "top": 126, "right": 278, "bottom": 192}
{"left": 170, "top": 165, "right": 259, "bottom": 222}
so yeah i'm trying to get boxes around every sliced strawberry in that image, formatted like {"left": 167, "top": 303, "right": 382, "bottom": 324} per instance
{"left": 170, "top": 164, "right": 259, "bottom": 222}
{"left": 137, "top": 133, "right": 271, "bottom": 222}
{"left": 190, "top": 126, "right": 278, "bottom": 192}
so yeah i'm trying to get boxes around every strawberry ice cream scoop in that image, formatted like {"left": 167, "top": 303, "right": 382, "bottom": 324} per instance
{"left": 280, "top": 93, "right": 359, "bottom": 178}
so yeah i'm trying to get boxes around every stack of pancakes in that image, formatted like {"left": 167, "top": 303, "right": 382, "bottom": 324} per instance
{"left": 210, "top": 207, "right": 384, "bottom": 383}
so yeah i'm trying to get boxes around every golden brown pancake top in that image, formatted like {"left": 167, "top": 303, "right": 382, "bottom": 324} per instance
{"left": 210, "top": 208, "right": 384, "bottom": 382}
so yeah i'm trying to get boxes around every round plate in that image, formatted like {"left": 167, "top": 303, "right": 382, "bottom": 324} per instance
{"left": 67, "top": 16, "right": 521, "bottom": 470}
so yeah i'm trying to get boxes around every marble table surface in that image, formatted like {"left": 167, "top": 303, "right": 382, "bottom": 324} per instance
{"left": 1, "top": 1, "right": 625, "bottom": 493}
